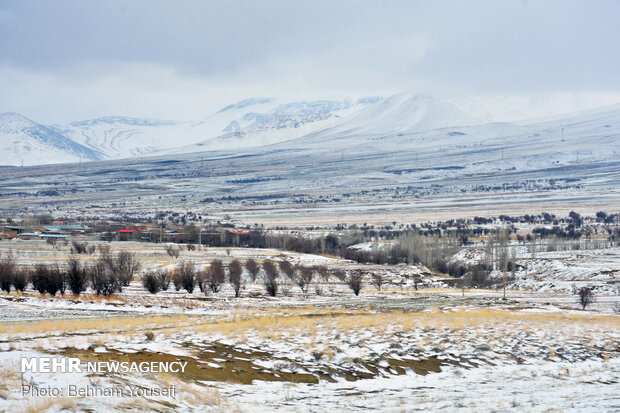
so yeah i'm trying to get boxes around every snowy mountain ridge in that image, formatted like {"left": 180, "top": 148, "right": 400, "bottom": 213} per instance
{"left": 2, "top": 93, "right": 618, "bottom": 167}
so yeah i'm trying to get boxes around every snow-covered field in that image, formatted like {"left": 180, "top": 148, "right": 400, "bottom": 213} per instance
{"left": 0, "top": 240, "right": 619, "bottom": 412}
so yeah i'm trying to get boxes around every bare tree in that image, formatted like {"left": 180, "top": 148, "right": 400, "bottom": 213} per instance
{"left": 12, "top": 268, "right": 29, "bottom": 293}
{"left": 296, "top": 265, "right": 314, "bottom": 293}
{"left": 228, "top": 259, "right": 243, "bottom": 298}
{"left": 110, "top": 251, "right": 141, "bottom": 288}
{"left": 67, "top": 256, "right": 87, "bottom": 295}
{"left": 262, "top": 259, "right": 279, "bottom": 296}
{"left": 71, "top": 241, "right": 89, "bottom": 254}
{"left": 278, "top": 260, "right": 296, "bottom": 282}
{"left": 207, "top": 259, "right": 225, "bottom": 293}
{"left": 142, "top": 271, "right": 163, "bottom": 294}
{"left": 460, "top": 272, "right": 473, "bottom": 297}
{"left": 157, "top": 270, "right": 171, "bottom": 291}
{"left": 315, "top": 265, "right": 329, "bottom": 282}
{"left": 165, "top": 245, "right": 180, "bottom": 258}
{"left": 245, "top": 258, "right": 260, "bottom": 282}
{"left": 333, "top": 269, "right": 347, "bottom": 282}
{"left": 0, "top": 252, "right": 16, "bottom": 293}
{"left": 578, "top": 287, "right": 594, "bottom": 310}
{"left": 89, "top": 259, "right": 119, "bottom": 296}
{"left": 174, "top": 261, "right": 197, "bottom": 293}
{"left": 412, "top": 274, "right": 421, "bottom": 291}
{"left": 371, "top": 273, "right": 384, "bottom": 291}
{"left": 347, "top": 271, "right": 363, "bottom": 296}
{"left": 98, "top": 244, "right": 111, "bottom": 256}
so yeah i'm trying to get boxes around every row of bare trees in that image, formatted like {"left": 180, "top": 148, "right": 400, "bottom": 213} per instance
{"left": 0, "top": 251, "right": 140, "bottom": 296}
{"left": 140, "top": 258, "right": 368, "bottom": 297}
{"left": 143, "top": 259, "right": 246, "bottom": 297}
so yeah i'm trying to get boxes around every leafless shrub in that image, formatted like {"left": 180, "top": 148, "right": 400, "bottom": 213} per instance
{"left": 263, "top": 259, "right": 279, "bottom": 296}
{"left": 142, "top": 271, "right": 163, "bottom": 294}
{"left": 87, "top": 245, "right": 97, "bottom": 254}
{"left": 412, "top": 274, "right": 421, "bottom": 291}
{"left": 197, "top": 268, "right": 206, "bottom": 293}
{"left": 157, "top": 270, "right": 171, "bottom": 291}
{"left": 578, "top": 287, "right": 594, "bottom": 310}
{"left": 207, "top": 259, "right": 225, "bottom": 293}
{"left": 10, "top": 269, "right": 27, "bottom": 294}
{"left": 347, "top": 271, "right": 363, "bottom": 296}
{"left": 174, "top": 261, "right": 197, "bottom": 293}
{"left": 296, "top": 265, "right": 314, "bottom": 293}
{"left": 245, "top": 258, "right": 260, "bottom": 282}
{"left": 0, "top": 252, "right": 16, "bottom": 293}
{"left": 186, "top": 244, "right": 196, "bottom": 251}
{"left": 31, "top": 264, "right": 66, "bottom": 296}
{"left": 165, "top": 245, "right": 180, "bottom": 258}
{"left": 460, "top": 273, "right": 473, "bottom": 296}
{"left": 71, "top": 241, "right": 89, "bottom": 254}
{"left": 314, "top": 285, "right": 323, "bottom": 296}
{"left": 172, "top": 271, "right": 183, "bottom": 291}
{"left": 98, "top": 244, "right": 111, "bottom": 255}
{"left": 448, "top": 261, "right": 467, "bottom": 277}
{"left": 333, "top": 269, "right": 347, "bottom": 282}
{"left": 228, "top": 259, "right": 243, "bottom": 298}
{"left": 109, "top": 251, "right": 141, "bottom": 288}
{"left": 469, "top": 265, "right": 488, "bottom": 287}
{"left": 371, "top": 273, "right": 384, "bottom": 291}
{"left": 278, "top": 260, "right": 296, "bottom": 281}
{"left": 315, "top": 265, "right": 329, "bottom": 282}
{"left": 89, "top": 259, "right": 119, "bottom": 296}
{"left": 67, "top": 256, "right": 87, "bottom": 295}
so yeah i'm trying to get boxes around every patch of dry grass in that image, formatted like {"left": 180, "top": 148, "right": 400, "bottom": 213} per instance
{"left": 2, "top": 306, "right": 617, "bottom": 343}
{"left": 0, "top": 314, "right": 188, "bottom": 337}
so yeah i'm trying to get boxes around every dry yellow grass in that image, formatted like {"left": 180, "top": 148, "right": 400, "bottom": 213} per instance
{"left": 0, "top": 314, "right": 188, "bottom": 336}
{"left": 2, "top": 306, "right": 617, "bottom": 340}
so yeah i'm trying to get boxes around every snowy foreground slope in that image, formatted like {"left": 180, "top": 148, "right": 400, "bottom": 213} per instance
{"left": 0, "top": 238, "right": 618, "bottom": 412}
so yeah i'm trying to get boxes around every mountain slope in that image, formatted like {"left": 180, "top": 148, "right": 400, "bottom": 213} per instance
{"left": 0, "top": 113, "right": 103, "bottom": 166}
{"left": 307, "top": 94, "right": 482, "bottom": 139}
{"left": 1, "top": 103, "right": 618, "bottom": 224}
{"left": 58, "top": 116, "right": 189, "bottom": 159}
{"left": 59, "top": 98, "right": 380, "bottom": 159}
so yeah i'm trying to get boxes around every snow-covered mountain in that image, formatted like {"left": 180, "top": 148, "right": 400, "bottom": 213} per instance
{"left": 58, "top": 116, "right": 188, "bottom": 159}
{"left": 3, "top": 93, "right": 618, "bottom": 167}
{"left": 0, "top": 113, "right": 103, "bottom": 166}
{"left": 167, "top": 94, "right": 480, "bottom": 154}
{"left": 176, "top": 98, "right": 382, "bottom": 153}
{"left": 305, "top": 94, "right": 482, "bottom": 139}
{"left": 57, "top": 97, "right": 382, "bottom": 158}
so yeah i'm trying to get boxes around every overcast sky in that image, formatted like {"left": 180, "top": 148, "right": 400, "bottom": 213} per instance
{"left": 1, "top": 0, "right": 619, "bottom": 123}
